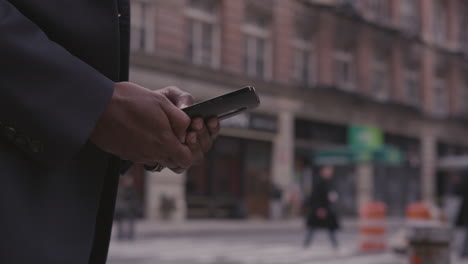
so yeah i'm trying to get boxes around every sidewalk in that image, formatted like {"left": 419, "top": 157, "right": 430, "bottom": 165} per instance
{"left": 126, "top": 217, "right": 405, "bottom": 237}
{"left": 109, "top": 218, "right": 411, "bottom": 264}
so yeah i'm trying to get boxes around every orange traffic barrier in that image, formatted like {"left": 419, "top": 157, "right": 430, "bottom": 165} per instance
{"left": 406, "top": 201, "right": 431, "bottom": 264}
{"left": 410, "top": 255, "right": 423, "bottom": 264}
{"left": 359, "top": 201, "right": 387, "bottom": 252}
{"left": 406, "top": 201, "right": 431, "bottom": 220}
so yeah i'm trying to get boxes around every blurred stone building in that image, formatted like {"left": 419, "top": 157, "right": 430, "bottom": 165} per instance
{"left": 127, "top": 0, "right": 468, "bottom": 220}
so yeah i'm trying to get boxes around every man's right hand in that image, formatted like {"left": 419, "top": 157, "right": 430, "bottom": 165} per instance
{"left": 90, "top": 82, "right": 193, "bottom": 170}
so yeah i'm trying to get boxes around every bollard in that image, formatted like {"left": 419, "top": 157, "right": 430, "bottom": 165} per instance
{"left": 406, "top": 223, "right": 452, "bottom": 264}
{"left": 359, "top": 201, "right": 387, "bottom": 252}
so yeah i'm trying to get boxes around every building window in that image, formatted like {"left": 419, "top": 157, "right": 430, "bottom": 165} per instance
{"left": 371, "top": 44, "right": 390, "bottom": 101}
{"left": 243, "top": 4, "right": 272, "bottom": 80}
{"left": 432, "top": 0, "right": 448, "bottom": 44}
{"left": 336, "top": 0, "right": 363, "bottom": 13}
{"left": 433, "top": 57, "right": 449, "bottom": 116}
{"left": 460, "top": 4, "right": 468, "bottom": 53}
{"left": 334, "top": 25, "right": 356, "bottom": 91}
{"left": 292, "top": 40, "right": 315, "bottom": 86}
{"left": 186, "top": 0, "right": 220, "bottom": 68}
{"left": 368, "top": 0, "right": 391, "bottom": 25}
{"left": 402, "top": 45, "right": 421, "bottom": 106}
{"left": 334, "top": 50, "right": 354, "bottom": 90}
{"left": 400, "top": 0, "right": 420, "bottom": 35}
{"left": 404, "top": 68, "right": 420, "bottom": 106}
{"left": 460, "top": 67, "right": 468, "bottom": 115}
{"left": 130, "top": 0, "right": 154, "bottom": 53}
{"left": 433, "top": 78, "right": 448, "bottom": 116}
{"left": 292, "top": 7, "right": 318, "bottom": 87}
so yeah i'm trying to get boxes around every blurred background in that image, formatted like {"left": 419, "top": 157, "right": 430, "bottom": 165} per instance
{"left": 109, "top": 0, "right": 468, "bottom": 263}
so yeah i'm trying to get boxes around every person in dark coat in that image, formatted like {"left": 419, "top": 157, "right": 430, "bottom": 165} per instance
{"left": 455, "top": 170, "right": 468, "bottom": 257}
{"left": 0, "top": 1, "right": 219, "bottom": 263}
{"left": 303, "top": 165, "right": 340, "bottom": 249}
{"left": 115, "top": 174, "right": 140, "bottom": 240}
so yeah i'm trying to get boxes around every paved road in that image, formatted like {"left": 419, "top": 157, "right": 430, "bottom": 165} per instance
{"left": 107, "top": 228, "right": 404, "bottom": 264}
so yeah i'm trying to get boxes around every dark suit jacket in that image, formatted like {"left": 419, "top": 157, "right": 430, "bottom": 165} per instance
{"left": 0, "top": 0, "right": 129, "bottom": 263}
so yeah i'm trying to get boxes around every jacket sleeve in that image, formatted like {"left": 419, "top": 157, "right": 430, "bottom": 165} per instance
{"left": 0, "top": 0, "right": 115, "bottom": 168}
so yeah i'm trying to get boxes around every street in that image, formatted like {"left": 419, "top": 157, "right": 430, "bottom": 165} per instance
{"left": 107, "top": 221, "right": 404, "bottom": 264}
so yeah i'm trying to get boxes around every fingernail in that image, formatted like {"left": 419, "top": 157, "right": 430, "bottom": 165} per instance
{"left": 209, "top": 119, "right": 217, "bottom": 129}
{"left": 189, "top": 135, "right": 197, "bottom": 144}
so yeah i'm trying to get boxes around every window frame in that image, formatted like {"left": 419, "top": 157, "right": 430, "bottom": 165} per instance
{"left": 459, "top": 3, "right": 468, "bottom": 53}
{"left": 403, "top": 67, "right": 420, "bottom": 106}
{"left": 432, "top": 0, "right": 448, "bottom": 44}
{"left": 460, "top": 67, "right": 468, "bottom": 115}
{"left": 371, "top": 46, "right": 390, "bottom": 101}
{"left": 334, "top": 49, "right": 355, "bottom": 91}
{"left": 242, "top": 23, "right": 272, "bottom": 80}
{"left": 185, "top": 3, "right": 221, "bottom": 68}
{"left": 367, "top": 0, "right": 391, "bottom": 25}
{"left": 292, "top": 39, "right": 316, "bottom": 86}
{"left": 400, "top": 0, "right": 420, "bottom": 34}
{"left": 130, "top": 0, "right": 155, "bottom": 53}
{"left": 433, "top": 76, "right": 449, "bottom": 116}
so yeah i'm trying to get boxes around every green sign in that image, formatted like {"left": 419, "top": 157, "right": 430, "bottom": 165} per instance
{"left": 374, "top": 145, "right": 403, "bottom": 165}
{"left": 314, "top": 145, "right": 404, "bottom": 166}
{"left": 314, "top": 125, "right": 403, "bottom": 166}
{"left": 348, "top": 125, "right": 383, "bottom": 151}
{"left": 353, "top": 149, "right": 373, "bottom": 163}
{"left": 314, "top": 147, "right": 353, "bottom": 165}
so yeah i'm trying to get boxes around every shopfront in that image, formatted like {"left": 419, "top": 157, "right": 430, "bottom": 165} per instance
{"left": 185, "top": 113, "right": 277, "bottom": 219}
{"left": 296, "top": 120, "right": 418, "bottom": 217}
{"left": 372, "top": 134, "right": 421, "bottom": 216}
{"left": 294, "top": 119, "right": 357, "bottom": 216}
{"left": 436, "top": 143, "right": 468, "bottom": 202}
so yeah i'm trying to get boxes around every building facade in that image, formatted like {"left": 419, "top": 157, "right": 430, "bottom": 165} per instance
{"left": 127, "top": 0, "right": 468, "bottom": 220}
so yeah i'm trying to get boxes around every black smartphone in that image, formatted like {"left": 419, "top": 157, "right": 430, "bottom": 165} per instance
{"left": 182, "top": 86, "right": 260, "bottom": 120}
{"left": 144, "top": 86, "right": 260, "bottom": 172}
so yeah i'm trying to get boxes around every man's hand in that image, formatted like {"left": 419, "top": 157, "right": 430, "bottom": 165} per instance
{"left": 159, "top": 86, "right": 220, "bottom": 173}
{"left": 90, "top": 82, "right": 193, "bottom": 169}
{"left": 186, "top": 117, "right": 219, "bottom": 163}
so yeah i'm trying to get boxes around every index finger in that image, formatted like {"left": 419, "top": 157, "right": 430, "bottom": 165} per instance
{"left": 176, "top": 94, "right": 194, "bottom": 109}
{"left": 160, "top": 86, "right": 194, "bottom": 108}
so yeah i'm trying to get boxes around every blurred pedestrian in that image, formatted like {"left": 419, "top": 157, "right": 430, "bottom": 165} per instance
{"left": 270, "top": 182, "right": 283, "bottom": 220}
{"left": 303, "top": 166, "right": 340, "bottom": 249}
{"left": 455, "top": 170, "right": 468, "bottom": 258}
{"left": 115, "top": 174, "right": 139, "bottom": 240}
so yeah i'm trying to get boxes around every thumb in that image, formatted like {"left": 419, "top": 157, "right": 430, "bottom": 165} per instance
{"left": 171, "top": 143, "right": 193, "bottom": 169}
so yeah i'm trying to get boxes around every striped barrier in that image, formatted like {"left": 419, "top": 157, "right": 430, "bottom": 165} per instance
{"left": 359, "top": 201, "right": 387, "bottom": 252}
